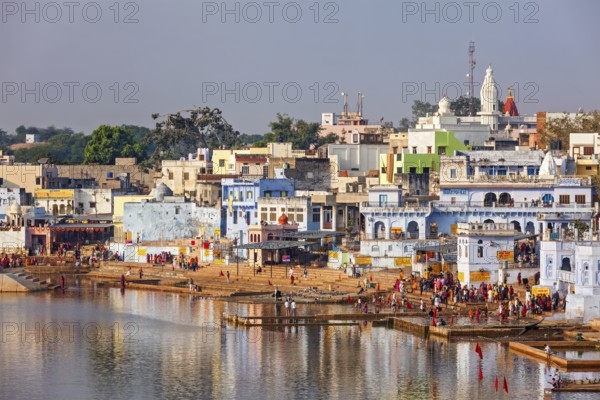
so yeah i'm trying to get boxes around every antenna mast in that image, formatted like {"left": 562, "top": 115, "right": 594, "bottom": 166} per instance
{"left": 341, "top": 92, "right": 348, "bottom": 117}
{"left": 357, "top": 92, "right": 363, "bottom": 117}
{"left": 468, "top": 41, "right": 476, "bottom": 116}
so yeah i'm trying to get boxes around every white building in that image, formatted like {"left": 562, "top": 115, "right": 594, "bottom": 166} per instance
{"left": 456, "top": 222, "right": 517, "bottom": 285}
{"left": 539, "top": 234, "right": 600, "bottom": 323}
{"left": 258, "top": 196, "right": 316, "bottom": 231}
{"left": 326, "top": 143, "right": 388, "bottom": 176}
{"left": 25, "top": 134, "right": 39, "bottom": 144}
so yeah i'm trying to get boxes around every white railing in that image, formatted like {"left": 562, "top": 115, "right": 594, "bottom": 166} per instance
{"left": 559, "top": 270, "right": 576, "bottom": 284}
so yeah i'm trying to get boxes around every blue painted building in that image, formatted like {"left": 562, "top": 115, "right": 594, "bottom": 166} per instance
{"left": 222, "top": 171, "right": 295, "bottom": 246}
{"left": 360, "top": 151, "right": 598, "bottom": 268}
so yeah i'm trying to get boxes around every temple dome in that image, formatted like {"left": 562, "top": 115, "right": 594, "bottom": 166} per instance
{"left": 438, "top": 97, "right": 452, "bottom": 116}
{"left": 278, "top": 213, "right": 289, "bottom": 225}
{"left": 154, "top": 183, "right": 173, "bottom": 201}
{"left": 539, "top": 152, "right": 558, "bottom": 176}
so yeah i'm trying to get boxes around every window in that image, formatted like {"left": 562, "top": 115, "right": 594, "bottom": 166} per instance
{"left": 451, "top": 197, "right": 456, "bottom": 204}
{"left": 412, "top": 147, "right": 417, "bottom": 154}
{"left": 584, "top": 147, "right": 594, "bottom": 155}
{"left": 242, "top": 166, "right": 250, "bottom": 175}
{"left": 437, "top": 146, "right": 446, "bottom": 155}
{"left": 559, "top": 195, "right": 570, "bottom": 204}
{"left": 233, "top": 211, "right": 238, "bottom": 224}
{"left": 427, "top": 146, "right": 432, "bottom": 154}
{"left": 219, "top": 159, "right": 225, "bottom": 168}
{"left": 381, "top": 167, "right": 386, "bottom": 173}
{"left": 397, "top": 167, "right": 402, "bottom": 174}
{"left": 575, "top": 195, "right": 586, "bottom": 204}
{"left": 281, "top": 191, "right": 288, "bottom": 197}
{"left": 312, "top": 208, "right": 320, "bottom": 223}
{"left": 183, "top": 172, "right": 189, "bottom": 180}
{"left": 168, "top": 172, "right": 174, "bottom": 180}
{"left": 450, "top": 168, "right": 457, "bottom": 179}
{"left": 269, "top": 207, "right": 276, "bottom": 221}
{"left": 392, "top": 146, "right": 398, "bottom": 154}
{"left": 353, "top": 133, "right": 359, "bottom": 143}
{"left": 477, "top": 240, "right": 483, "bottom": 258}
{"left": 296, "top": 213, "right": 304, "bottom": 222}
{"left": 246, "top": 191, "right": 253, "bottom": 200}
{"left": 263, "top": 165, "right": 269, "bottom": 178}
{"left": 261, "top": 207, "right": 267, "bottom": 221}
{"left": 89, "top": 202, "right": 96, "bottom": 209}
{"left": 463, "top": 140, "right": 470, "bottom": 146}
{"left": 175, "top": 208, "right": 180, "bottom": 215}
{"left": 264, "top": 191, "right": 272, "bottom": 198}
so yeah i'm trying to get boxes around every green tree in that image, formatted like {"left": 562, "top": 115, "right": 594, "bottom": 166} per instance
{"left": 411, "top": 101, "right": 438, "bottom": 124}
{"left": 264, "top": 113, "right": 322, "bottom": 149}
{"left": 144, "top": 107, "right": 240, "bottom": 169}
{"left": 449, "top": 96, "right": 481, "bottom": 116}
{"left": 84, "top": 125, "right": 146, "bottom": 164}
{"left": 543, "top": 112, "right": 600, "bottom": 149}
{"left": 398, "top": 118, "right": 413, "bottom": 131}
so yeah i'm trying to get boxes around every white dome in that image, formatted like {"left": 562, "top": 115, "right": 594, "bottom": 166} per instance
{"left": 539, "top": 152, "right": 558, "bottom": 176}
{"left": 438, "top": 97, "right": 452, "bottom": 116}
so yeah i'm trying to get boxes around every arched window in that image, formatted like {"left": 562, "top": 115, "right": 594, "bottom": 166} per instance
{"left": 458, "top": 245, "right": 462, "bottom": 259}
{"left": 477, "top": 240, "right": 483, "bottom": 258}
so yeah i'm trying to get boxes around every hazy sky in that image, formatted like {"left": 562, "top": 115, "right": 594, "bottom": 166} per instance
{"left": 2, "top": 0, "right": 599, "bottom": 135}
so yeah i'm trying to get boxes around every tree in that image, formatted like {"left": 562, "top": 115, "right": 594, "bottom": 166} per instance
{"left": 14, "top": 133, "right": 90, "bottom": 164}
{"left": 543, "top": 112, "right": 600, "bottom": 149}
{"left": 264, "top": 113, "right": 322, "bottom": 149}
{"left": 398, "top": 118, "right": 413, "bottom": 131}
{"left": 411, "top": 101, "right": 438, "bottom": 124}
{"left": 449, "top": 96, "right": 481, "bottom": 116}
{"left": 144, "top": 107, "right": 240, "bottom": 169}
{"left": 84, "top": 125, "right": 146, "bottom": 164}
{"left": 318, "top": 132, "right": 339, "bottom": 146}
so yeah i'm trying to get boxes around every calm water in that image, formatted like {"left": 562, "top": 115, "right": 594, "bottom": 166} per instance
{"left": 0, "top": 281, "right": 597, "bottom": 400}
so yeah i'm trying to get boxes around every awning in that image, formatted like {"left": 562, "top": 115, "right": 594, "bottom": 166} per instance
{"left": 274, "top": 231, "right": 346, "bottom": 239}
{"left": 414, "top": 243, "right": 456, "bottom": 253}
{"left": 49, "top": 223, "right": 113, "bottom": 232}
{"left": 235, "top": 241, "right": 305, "bottom": 250}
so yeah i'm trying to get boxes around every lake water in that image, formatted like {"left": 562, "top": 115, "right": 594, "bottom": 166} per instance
{"left": 0, "top": 281, "right": 597, "bottom": 399}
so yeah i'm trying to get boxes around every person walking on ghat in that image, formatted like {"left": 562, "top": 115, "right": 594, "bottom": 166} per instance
{"left": 226, "top": 271, "right": 230, "bottom": 284}
{"left": 139, "top": 268, "right": 143, "bottom": 279}
{"left": 284, "top": 297, "right": 290, "bottom": 316}
{"left": 291, "top": 299, "right": 297, "bottom": 319}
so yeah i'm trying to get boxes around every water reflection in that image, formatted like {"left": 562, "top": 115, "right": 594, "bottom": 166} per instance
{"left": 0, "top": 286, "right": 596, "bottom": 399}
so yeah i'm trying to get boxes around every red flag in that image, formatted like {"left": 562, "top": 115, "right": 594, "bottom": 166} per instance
{"left": 376, "top": 283, "right": 380, "bottom": 291}
{"left": 431, "top": 318, "right": 437, "bottom": 327}
{"left": 268, "top": 280, "right": 272, "bottom": 286}
{"left": 478, "top": 366, "right": 483, "bottom": 381}
{"left": 503, "top": 376, "right": 508, "bottom": 393}
{"left": 219, "top": 270, "right": 224, "bottom": 277}
{"left": 370, "top": 274, "right": 373, "bottom": 282}
{"left": 494, "top": 376, "right": 498, "bottom": 392}
{"left": 475, "top": 343, "right": 483, "bottom": 360}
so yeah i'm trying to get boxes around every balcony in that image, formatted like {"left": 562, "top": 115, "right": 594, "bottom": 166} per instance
{"left": 433, "top": 201, "right": 595, "bottom": 211}
{"left": 559, "top": 270, "right": 575, "bottom": 284}
{"left": 361, "top": 201, "right": 430, "bottom": 213}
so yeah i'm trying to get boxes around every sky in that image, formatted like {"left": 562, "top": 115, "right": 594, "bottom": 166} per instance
{"left": 2, "top": 0, "right": 599, "bottom": 136}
